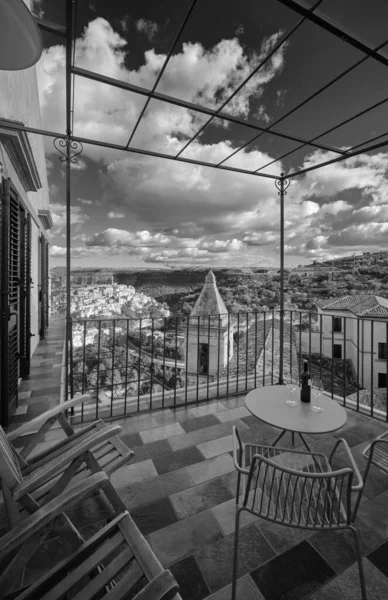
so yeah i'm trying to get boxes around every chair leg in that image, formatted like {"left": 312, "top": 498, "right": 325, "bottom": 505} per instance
{"left": 352, "top": 454, "right": 373, "bottom": 522}
{"left": 231, "top": 508, "right": 243, "bottom": 600}
{"left": 236, "top": 471, "right": 241, "bottom": 506}
{"left": 349, "top": 525, "right": 367, "bottom": 600}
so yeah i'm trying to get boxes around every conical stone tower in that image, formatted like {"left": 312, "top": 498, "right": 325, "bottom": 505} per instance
{"left": 186, "top": 270, "right": 234, "bottom": 375}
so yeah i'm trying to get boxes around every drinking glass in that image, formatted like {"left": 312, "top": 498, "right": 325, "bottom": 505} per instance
{"left": 311, "top": 378, "right": 324, "bottom": 413}
{"left": 285, "top": 374, "right": 298, "bottom": 407}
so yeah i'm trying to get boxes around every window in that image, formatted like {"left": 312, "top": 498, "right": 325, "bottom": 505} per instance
{"left": 333, "top": 344, "right": 342, "bottom": 359}
{"left": 333, "top": 317, "right": 342, "bottom": 333}
{"left": 378, "top": 373, "right": 387, "bottom": 388}
{"left": 378, "top": 343, "right": 388, "bottom": 360}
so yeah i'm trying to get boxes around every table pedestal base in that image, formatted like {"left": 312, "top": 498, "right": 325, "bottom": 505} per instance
{"left": 271, "top": 428, "right": 312, "bottom": 452}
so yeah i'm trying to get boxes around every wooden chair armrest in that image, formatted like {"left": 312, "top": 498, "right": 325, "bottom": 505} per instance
{"left": 0, "top": 473, "right": 110, "bottom": 561}
{"left": 7, "top": 395, "right": 91, "bottom": 442}
{"left": 329, "top": 437, "right": 363, "bottom": 491}
{"left": 13, "top": 424, "right": 122, "bottom": 499}
{"left": 133, "top": 570, "right": 179, "bottom": 600}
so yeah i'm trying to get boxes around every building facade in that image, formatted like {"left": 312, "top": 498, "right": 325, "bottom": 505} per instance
{"left": 317, "top": 296, "right": 388, "bottom": 391}
{"left": 0, "top": 9, "right": 52, "bottom": 425}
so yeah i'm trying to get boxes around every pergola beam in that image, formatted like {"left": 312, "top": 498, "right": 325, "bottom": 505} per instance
{"left": 278, "top": 0, "right": 388, "bottom": 68}
{"left": 72, "top": 66, "right": 346, "bottom": 157}
{"left": 286, "top": 136, "right": 388, "bottom": 178}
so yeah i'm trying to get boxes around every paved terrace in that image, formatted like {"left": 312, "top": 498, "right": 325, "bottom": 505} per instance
{"left": 4, "top": 321, "right": 388, "bottom": 599}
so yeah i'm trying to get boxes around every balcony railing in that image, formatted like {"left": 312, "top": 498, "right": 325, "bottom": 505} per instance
{"left": 67, "top": 310, "right": 388, "bottom": 424}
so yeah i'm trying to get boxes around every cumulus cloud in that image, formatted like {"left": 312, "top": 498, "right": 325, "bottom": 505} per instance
{"left": 135, "top": 18, "right": 159, "bottom": 41}
{"left": 327, "top": 223, "right": 388, "bottom": 247}
{"left": 85, "top": 228, "right": 171, "bottom": 247}
{"left": 51, "top": 203, "right": 89, "bottom": 233}
{"left": 40, "top": 18, "right": 388, "bottom": 265}
{"left": 37, "top": 18, "right": 287, "bottom": 154}
{"left": 107, "top": 211, "right": 125, "bottom": 219}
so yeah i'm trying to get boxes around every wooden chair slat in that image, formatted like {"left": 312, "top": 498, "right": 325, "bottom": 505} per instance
{"left": 103, "top": 563, "right": 144, "bottom": 600}
{"left": 71, "top": 547, "right": 134, "bottom": 600}
{"left": 15, "top": 514, "right": 128, "bottom": 600}
{"left": 103, "top": 454, "right": 134, "bottom": 476}
{"left": 13, "top": 426, "right": 122, "bottom": 498}
{"left": 0, "top": 426, "right": 23, "bottom": 489}
{"left": 22, "top": 425, "right": 102, "bottom": 472}
{"left": 130, "top": 569, "right": 180, "bottom": 600}
{"left": 118, "top": 516, "right": 165, "bottom": 583}
{"left": 39, "top": 532, "right": 127, "bottom": 600}
{"left": 94, "top": 421, "right": 133, "bottom": 456}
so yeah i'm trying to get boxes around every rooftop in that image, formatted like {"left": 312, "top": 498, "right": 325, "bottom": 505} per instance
{"left": 190, "top": 270, "right": 229, "bottom": 320}
{"left": 318, "top": 295, "right": 388, "bottom": 318}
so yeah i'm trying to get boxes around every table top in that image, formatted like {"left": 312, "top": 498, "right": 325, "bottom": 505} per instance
{"left": 245, "top": 385, "right": 347, "bottom": 435}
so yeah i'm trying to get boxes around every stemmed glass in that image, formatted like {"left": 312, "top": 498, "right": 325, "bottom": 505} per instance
{"left": 285, "top": 374, "right": 298, "bottom": 407}
{"left": 311, "top": 378, "right": 324, "bottom": 413}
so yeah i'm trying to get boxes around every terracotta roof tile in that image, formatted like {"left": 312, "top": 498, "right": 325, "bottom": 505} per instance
{"left": 318, "top": 295, "right": 388, "bottom": 317}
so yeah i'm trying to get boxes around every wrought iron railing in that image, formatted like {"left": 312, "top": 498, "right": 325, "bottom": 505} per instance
{"left": 67, "top": 310, "right": 388, "bottom": 424}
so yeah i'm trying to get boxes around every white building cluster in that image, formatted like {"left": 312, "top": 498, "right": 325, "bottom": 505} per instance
{"left": 70, "top": 283, "right": 170, "bottom": 320}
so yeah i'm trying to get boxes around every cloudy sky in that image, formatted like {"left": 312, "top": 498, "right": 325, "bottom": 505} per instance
{"left": 33, "top": 0, "right": 388, "bottom": 268}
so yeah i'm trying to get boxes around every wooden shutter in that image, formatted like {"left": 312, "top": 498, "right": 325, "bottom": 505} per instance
{"left": 39, "top": 235, "right": 49, "bottom": 339}
{"left": 20, "top": 212, "right": 31, "bottom": 377}
{"left": 0, "top": 179, "right": 21, "bottom": 426}
{"left": 0, "top": 178, "right": 6, "bottom": 426}
{"left": 42, "top": 237, "right": 49, "bottom": 332}
{"left": 38, "top": 234, "right": 42, "bottom": 338}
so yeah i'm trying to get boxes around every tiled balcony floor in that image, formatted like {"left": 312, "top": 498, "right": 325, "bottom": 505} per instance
{"left": 8, "top": 316, "right": 65, "bottom": 429}
{"left": 6, "top": 386, "right": 388, "bottom": 599}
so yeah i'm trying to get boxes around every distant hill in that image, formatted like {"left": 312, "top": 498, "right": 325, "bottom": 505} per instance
{"left": 305, "top": 250, "right": 388, "bottom": 271}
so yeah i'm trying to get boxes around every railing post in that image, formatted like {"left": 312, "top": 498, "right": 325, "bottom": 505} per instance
{"left": 275, "top": 173, "right": 290, "bottom": 385}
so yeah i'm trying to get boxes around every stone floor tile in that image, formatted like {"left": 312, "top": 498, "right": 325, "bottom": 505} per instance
{"left": 139, "top": 421, "right": 185, "bottom": 444}
{"left": 169, "top": 555, "right": 210, "bottom": 600}
{"left": 250, "top": 540, "right": 335, "bottom": 600}
{"left": 197, "top": 434, "right": 234, "bottom": 459}
{"left": 311, "top": 558, "right": 388, "bottom": 600}
{"left": 149, "top": 510, "right": 223, "bottom": 566}
{"left": 205, "top": 575, "right": 264, "bottom": 600}
{"left": 170, "top": 477, "right": 233, "bottom": 520}
{"left": 188, "top": 402, "right": 228, "bottom": 418}
{"left": 153, "top": 446, "right": 205, "bottom": 475}
{"left": 211, "top": 498, "right": 260, "bottom": 536}
{"left": 216, "top": 406, "right": 251, "bottom": 422}
{"left": 133, "top": 467, "right": 194, "bottom": 505}
{"left": 195, "top": 525, "right": 275, "bottom": 594}
{"left": 131, "top": 497, "right": 178, "bottom": 535}
{"left": 180, "top": 414, "right": 220, "bottom": 433}
{"left": 254, "top": 519, "right": 313, "bottom": 554}
{"left": 186, "top": 453, "right": 235, "bottom": 485}
{"left": 110, "top": 459, "right": 157, "bottom": 488}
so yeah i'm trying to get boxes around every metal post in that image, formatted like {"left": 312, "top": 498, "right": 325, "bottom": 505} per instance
{"left": 275, "top": 174, "right": 290, "bottom": 385}
{"left": 65, "top": 0, "right": 72, "bottom": 403}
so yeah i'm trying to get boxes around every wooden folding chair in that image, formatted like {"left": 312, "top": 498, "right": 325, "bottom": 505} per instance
{"left": 6, "top": 394, "right": 133, "bottom": 474}
{"left": 0, "top": 473, "right": 181, "bottom": 600}
{"left": 0, "top": 413, "right": 133, "bottom": 532}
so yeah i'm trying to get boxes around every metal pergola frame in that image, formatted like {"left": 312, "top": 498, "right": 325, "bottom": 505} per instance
{"left": 10, "top": 0, "right": 388, "bottom": 393}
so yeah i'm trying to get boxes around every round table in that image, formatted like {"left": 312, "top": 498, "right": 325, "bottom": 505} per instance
{"left": 245, "top": 385, "right": 347, "bottom": 450}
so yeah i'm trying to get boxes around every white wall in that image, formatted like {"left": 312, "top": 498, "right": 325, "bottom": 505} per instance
{"left": 0, "top": 9, "right": 51, "bottom": 358}
{"left": 318, "top": 309, "right": 387, "bottom": 390}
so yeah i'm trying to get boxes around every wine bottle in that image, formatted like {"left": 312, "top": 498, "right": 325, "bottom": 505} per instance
{"left": 300, "top": 359, "right": 311, "bottom": 403}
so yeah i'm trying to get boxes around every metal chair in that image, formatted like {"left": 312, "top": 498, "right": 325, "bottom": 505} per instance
{"left": 352, "top": 430, "right": 388, "bottom": 517}
{"left": 231, "top": 426, "right": 366, "bottom": 600}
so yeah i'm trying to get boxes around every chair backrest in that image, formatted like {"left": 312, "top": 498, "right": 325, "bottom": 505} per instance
{"left": 0, "top": 426, "right": 23, "bottom": 490}
{"left": 243, "top": 445, "right": 353, "bottom": 530}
